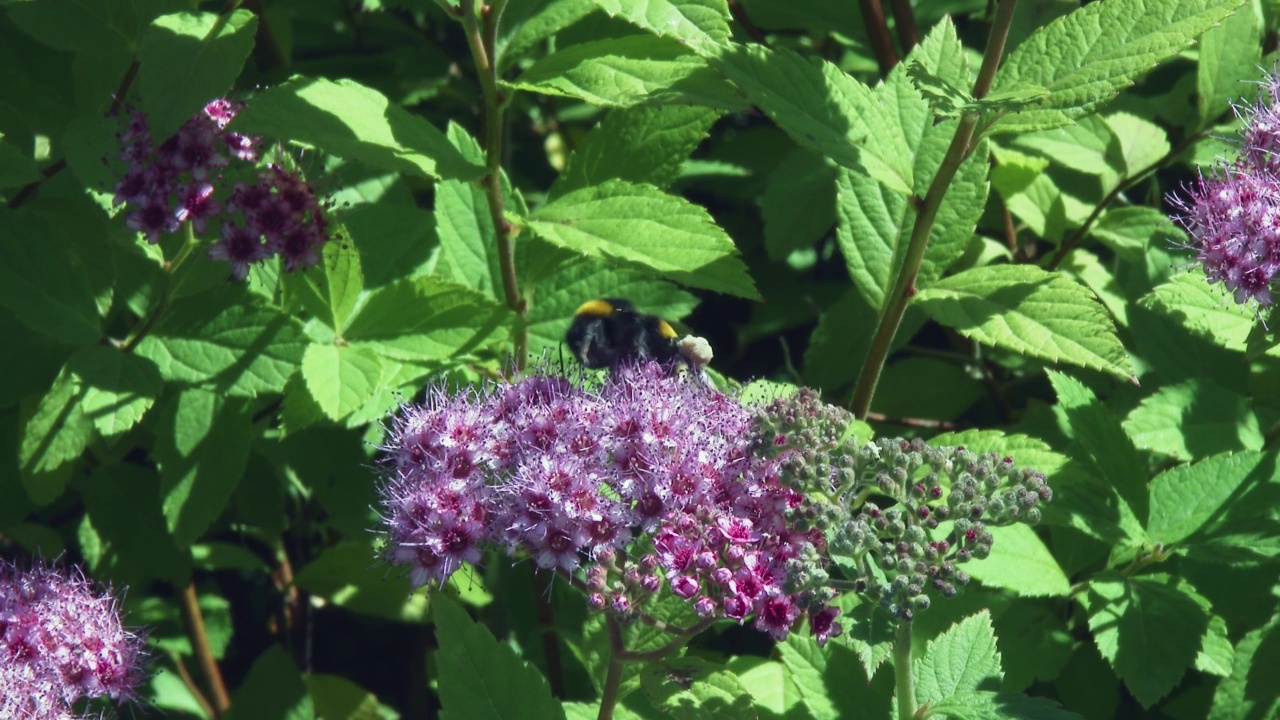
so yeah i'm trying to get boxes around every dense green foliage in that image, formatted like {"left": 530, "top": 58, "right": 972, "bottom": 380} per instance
{"left": 3, "top": 0, "right": 1280, "bottom": 718}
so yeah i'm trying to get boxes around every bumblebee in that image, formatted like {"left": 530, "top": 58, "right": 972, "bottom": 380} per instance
{"left": 565, "top": 298, "right": 685, "bottom": 370}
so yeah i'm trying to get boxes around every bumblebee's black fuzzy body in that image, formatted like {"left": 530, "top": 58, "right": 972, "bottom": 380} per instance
{"left": 566, "top": 298, "right": 683, "bottom": 370}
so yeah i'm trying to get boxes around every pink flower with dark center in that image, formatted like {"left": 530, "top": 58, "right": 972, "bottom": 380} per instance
{"left": 809, "top": 606, "right": 843, "bottom": 647}
{"left": 174, "top": 182, "right": 221, "bottom": 234}
{"left": 112, "top": 100, "right": 331, "bottom": 281}
{"left": 754, "top": 591, "right": 801, "bottom": 640}
{"left": 208, "top": 221, "right": 269, "bottom": 281}
{"left": 125, "top": 198, "right": 179, "bottom": 243}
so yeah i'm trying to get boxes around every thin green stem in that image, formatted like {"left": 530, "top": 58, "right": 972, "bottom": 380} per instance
{"left": 597, "top": 618, "right": 627, "bottom": 720}
{"left": 614, "top": 617, "right": 716, "bottom": 661}
{"left": 1044, "top": 129, "right": 1205, "bottom": 270}
{"left": 895, "top": 620, "right": 916, "bottom": 720}
{"left": 595, "top": 613, "right": 715, "bottom": 720}
{"left": 848, "top": 0, "right": 1019, "bottom": 418}
{"left": 460, "top": 0, "right": 526, "bottom": 369}
{"left": 122, "top": 223, "right": 199, "bottom": 352}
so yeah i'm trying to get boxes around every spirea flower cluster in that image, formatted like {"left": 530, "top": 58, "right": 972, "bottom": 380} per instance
{"left": 378, "top": 363, "right": 839, "bottom": 644}
{"left": 0, "top": 561, "right": 146, "bottom": 720}
{"left": 1169, "top": 71, "right": 1280, "bottom": 306}
{"left": 113, "top": 98, "right": 331, "bottom": 280}
{"left": 751, "top": 390, "right": 1052, "bottom": 621}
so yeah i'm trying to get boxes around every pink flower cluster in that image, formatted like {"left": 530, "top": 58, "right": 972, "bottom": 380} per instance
{"left": 378, "top": 364, "right": 840, "bottom": 644}
{"left": 0, "top": 561, "right": 146, "bottom": 720}
{"left": 1170, "top": 72, "right": 1280, "bottom": 306}
{"left": 114, "top": 99, "right": 330, "bottom": 280}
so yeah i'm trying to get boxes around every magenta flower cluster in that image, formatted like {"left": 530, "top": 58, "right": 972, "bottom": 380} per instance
{"left": 0, "top": 561, "right": 146, "bottom": 720}
{"left": 378, "top": 363, "right": 840, "bottom": 644}
{"left": 1170, "top": 73, "right": 1280, "bottom": 306}
{"left": 113, "top": 98, "right": 331, "bottom": 280}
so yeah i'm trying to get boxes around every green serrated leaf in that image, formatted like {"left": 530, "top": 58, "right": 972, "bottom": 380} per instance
{"left": 906, "top": 63, "right": 971, "bottom": 118}
{"left": 1197, "top": 4, "right": 1262, "bottom": 126}
{"left": 1104, "top": 112, "right": 1170, "bottom": 178}
{"left": 914, "top": 610, "right": 1003, "bottom": 704}
{"left": 963, "top": 524, "right": 1070, "bottom": 597}
{"left": 435, "top": 176, "right": 504, "bottom": 298}
{"left": 802, "top": 289, "right": 876, "bottom": 392}
{"left": 1047, "top": 371, "right": 1149, "bottom": 525}
{"left": 500, "top": 0, "right": 599, "bottom": 71}
{"left": 553, "top": 104, "right": 720, "bottom": 199}
{"left": 1123, "top": 380, "right": 1263, "bottom": 460}
{"left": 761, "top": 147, "right": 837, "bottom": 260}
{"left": 19, "top": 365, "right": 92, "bottom": 505}
{"left": 1091, "top": 206, "right": 1172, "bottom": 264}
{"left": 510, "top": 35, "right": 744, "bottom": 110}
{"left": 1059, "top": 249, "right": 1130, "bottom": 328}
{"left": 993, "top": 601, "right": 1074, "bottom": 693}
{"left": 639, "top": 657, "right": 755, "bottom": 719}
{"left": 83, "top": 463, "right": 191, "bottom": 585}
{"left": 710, "top": 44, "right": 913, "bottom": 194}
{"left": 527, "top": 179, "right": 757, "bottom": 298}
{"left": 842, "top": 602, "right": 896, "bottom": 680}
{"left": 233, "top": 76, "right": 485, "bottom": 181}
{"left": 343, "top": 203, "right": 439, "bottom": 289}
{"left": 777, "top": 628, "right": 888, "bottom": 720}
{"left": 929, "top": 691, "right": 1081, "bottom": 720}
{"left": 1197, "top": 614, "right": 1235, "bottom": 677}
{"left": 66, "top": 345, "right": 163, "bottom": 438}
{"left": 306, "top": 673, "right": 397, "bottom": 720}
{"left": 914, "top": 265, "right": 1135, "bottom": 381}
{"left": 1141, "top": 271, "right": 1254, "bottom": 351}
{"left": 989, "top": 0, "right": 1243, "bottom": 134}
{"left": 1085, "top": 573, "right": 1210, "bottom": 709}
{"left": 434, "top": 594, "right": 565, "bottom": 720}
{"left": 1147, "top": 450, "right": 1270, "bottom": 546}
{"left": 300, "top": 344, "right": 384, "bottom": 422}
{"left": 286, "top": 237, "right": 365, "bottom": 334}
{"left": 344, "top": 276, "right": 509, "bottom": 362}
{"left": 138, "top": 10, "right": 258, "bottom": 141}
{"left": 0, "top": 207, "right": 102, "bottom": 345}
{"left": 1208, "top": 615, "right": 1280, "bottom": 720}
{"left": 989, "top": 144, "right": 1092, "bottom": 242}
{"left": 154, "top": 389, "right": 253, "bottom": 547}
{"left": 223, "top": 645, "right": 313, "bottom": 720}
{"left": 7, "top": 0, "right": 175, "bottom": 55}
{"left": 591, "top": 0, "right": 731, "bottom": 55}
{"left": 135, "top": 299, "right": 308, "bottom": 397}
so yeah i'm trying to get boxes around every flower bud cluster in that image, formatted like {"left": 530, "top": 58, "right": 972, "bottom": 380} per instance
{"left": 0, "top": 560, "right": 146, "bottom": 720}
{"left": 379, "top": 363, "right": 840, "bottom": 644}
{"left": 1169, "top": 70, "right": 1280, "bottom": 306}
{"left": 746, "top": 392, "right": 1052, "bottom": 621}
{"left": 113, "top": 99, "right": 331, "bottom": 280}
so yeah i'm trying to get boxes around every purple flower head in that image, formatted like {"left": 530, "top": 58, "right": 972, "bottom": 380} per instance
{"left": 377, "top": 362, "right": 841, "bottom": 643}
{"left": 208, "top": 221, "right": 270, "bottom": 282}
{"left": 1169, "top": 67, "right": 1280, "bottom": 307}
{"left": 112, "top": 99, "right": 332, "bottom": 278}
{"left": 0, "top": 560, "right": 146, "bottom": 719}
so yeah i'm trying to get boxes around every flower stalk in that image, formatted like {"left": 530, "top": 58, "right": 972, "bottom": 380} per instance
{"left": 895, "top": 620, "right": 916, "bottom": 720}
{"left": 849, "top": 0, "right": 1020, "bottom": 418}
